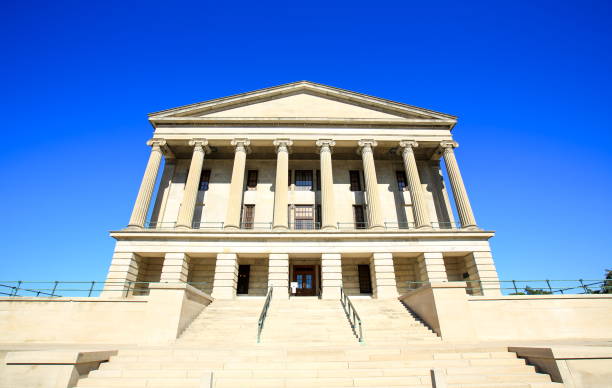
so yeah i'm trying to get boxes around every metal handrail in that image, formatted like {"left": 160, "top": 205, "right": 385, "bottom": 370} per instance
{"left": 404, "top": 279, "right": 612, "bottom": 295}
{"left": 192, "top": 221, "right": 224, "bottom": 229}
{"left": 144, "top": 221, "right": 177, "bottom": 229}
{"left": 257, "top": 287, "right": 273, "bottom": 343}
{"left": 0, "top": 281, "right": 209, "bottom": 298}
{"left": 240, "top": 222, "right": 273, "bottom": 230}
{"left": 288, "top": 222, "right": 321, "bottom": 230}
{"left": 337, "top": 222, "right": 368, "bottom": 230}
{"left": 384, "top": 222, "right": 415, "bottom": 230}
{"left": 340, "top": 288, "right": 363, "bottom": 343}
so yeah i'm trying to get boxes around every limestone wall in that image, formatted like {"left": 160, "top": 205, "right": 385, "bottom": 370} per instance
{"left": 0, "top": 298, "right": 148, "bottom": 344}
{"left": 187, "top": 257, "right": 216, "bottom": 295}
{"left": 238, "top": 257, "right": 269, "bottom": 296}
{"left": 393, "top": 257, "right": 419, "bottom": 295}
{"left": 468, "top": 294, "right": 612, "bottom": 341}
{"left": 341, "top": 257, "right": 372, "bottom": 296}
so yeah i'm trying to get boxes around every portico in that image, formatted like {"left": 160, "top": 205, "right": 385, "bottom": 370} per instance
{"left": 105, "top": 81, "right": 501, "bottom": 300}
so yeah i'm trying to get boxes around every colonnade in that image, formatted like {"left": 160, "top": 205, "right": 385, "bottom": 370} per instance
{"left": 127, "top": 138, "right": 477, "bottom": 230}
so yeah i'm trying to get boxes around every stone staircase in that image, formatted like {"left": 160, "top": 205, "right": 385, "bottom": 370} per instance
{"left": 76, "top": 298, "right": 564, "bottom": 388}
{"left": 350, "top": 299, "right": 441, "bottom": 345}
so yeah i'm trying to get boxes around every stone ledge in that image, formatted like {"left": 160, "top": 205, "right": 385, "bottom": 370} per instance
{"left": 5, "top": 349, "right": 117, "bottom": 365}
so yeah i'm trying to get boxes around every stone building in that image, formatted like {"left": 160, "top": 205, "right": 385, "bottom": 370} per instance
{"left": 104, "top": 80, "right": 501, "bottom": 300}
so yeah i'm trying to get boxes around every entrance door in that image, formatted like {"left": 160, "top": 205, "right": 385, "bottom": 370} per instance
{"left": 358, "top": 264, "right": 373, "bottom": 294}
{"left": 292, "top": 266, "right": 316, "bottom": 296}
{"left": 237, "top": 265, "right": 250, "bottom": 294}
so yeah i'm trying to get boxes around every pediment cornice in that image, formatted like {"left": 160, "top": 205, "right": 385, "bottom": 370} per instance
{"left": 148, "top": 81, "right": 457, "bottom": 128}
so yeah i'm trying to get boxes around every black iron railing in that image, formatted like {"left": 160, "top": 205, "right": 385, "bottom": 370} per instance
{"left": 404, "top": 279, "right": 612, "bottom": 295}
{"left": 340, "top": 288, "right": 363, "bottom": 343}
{"left": 257, "top": 287, "right": 273, "bottom": 343}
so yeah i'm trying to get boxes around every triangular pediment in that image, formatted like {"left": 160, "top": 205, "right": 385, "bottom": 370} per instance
{"left": 149, "top": 81, "right": 456, "bottom": 126}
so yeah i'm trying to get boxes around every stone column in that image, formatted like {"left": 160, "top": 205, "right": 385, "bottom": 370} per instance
{"left": 321, "top": 253, "right": 342, "bottom": 299}
{"left": 160, "top": 253, "right": 190, "bottom": 283}
{"left": 224, "top": 139, "right": 250, "bottom": 230}
{"left": 102, "top": 252, "right": 140, "bottom": 297}
{"left": 417, "top": 252, "right": 448, "bottom": 284}
{"left": 273, "top": 139, "right": 292, "bottom": 230}
{"left": 370, "top": 253, "right": 398, "bottom": 299}
{"left": 128, "top": 139, "right": 167, "bottom": 229}
{"left": 316, "top": 139, "right": 337, "bottom": 230}
{"left": 440, "top": 141, "right": 477, "bottom": 228}
{"left": 358, "top": 139, "right": 384, "bottom": 230}
{"left": 399, "top": 140, "right": 431, "bottom": 228}
{"left": 465, "top": 251, "right": 501, "bottom": 296}
{"left": 268, "top": 253, "right": 289, "bottom": 299}
{"left": 176, "top": 139, "right": 209, "bottom": 229}
{"left": 211, "top": 253, "right": 239, "bottom": 299}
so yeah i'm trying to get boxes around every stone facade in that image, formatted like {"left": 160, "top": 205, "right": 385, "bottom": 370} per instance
{"left": 104, "top": 81, "right": 502, "bottom": 299}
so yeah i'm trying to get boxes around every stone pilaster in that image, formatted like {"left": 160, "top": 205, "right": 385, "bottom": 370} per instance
{"left": 316, "top": 139, "right": 337, "bottom": 230}
{"left": 399, "top": 140, "right": 431, "bottom": 228}
{"left": 273, "top": 140, "right": 292, "bottom": 230}
{"left": 211, "top": 253, "right": 239, "bottom": 299}
{"left": 102, "top": 252, "right": 141, "bottom": 297}
{"left": 224, "top": 139, "right": 250, "bottom": 230}
{"left": 160, "top": 253, "right": 190, "bottom": 283}
{"left": 321, "top": 253, "right": 342, "bottom": 299}
{"left": 440, "top": 141, "right": 477, "bottom": 228}
{"left": 358, "top": 139, "right": 383, "bottom": 230}
{"left": 176, "top": 139, "right": 209, "bottom": 229}
{"left": 465, "top": 251, "right": 501, "bottom": 296}
{"left": 128, "top": 139, "right": 166, "bottom": 229}
{"left": 268, "top": 253, "right": 289, "bottom": 299}
{"left": 417, "top": 252, "right": 448, "bottom": 284}
{"left": 370, "top": 253, "right": 398, "bottom": 299}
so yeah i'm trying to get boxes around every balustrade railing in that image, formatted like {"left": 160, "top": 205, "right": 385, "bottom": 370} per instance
{"left": 340, "top": 287, "right": 364, "bottom": 343}
{"left": 257, "top": 287, "right": 273, "bottom": 343}
{"left": 288, "top": 222, "right": 321, "bottom": 230}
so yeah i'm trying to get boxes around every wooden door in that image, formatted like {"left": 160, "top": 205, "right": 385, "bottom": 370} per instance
{"left": 292, "top": 266, "right": 316, "bottom": 296}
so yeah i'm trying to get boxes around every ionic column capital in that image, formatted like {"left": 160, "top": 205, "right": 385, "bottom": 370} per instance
{"left": 440, "top": 140, "right": 459, "bottom": 150}
{"left": 398, "top": 140, "right": 419, "bottom": 156}
{"left": 316, "top": 139, "right": 336, "bottom": 153}
{"left": 357, "top": 139, "right": 377, "bottom": 155}
{"left": 189, "top": 138, "right": 211, "bottom": 154}
{"left": 273, "top": 139, "right": 293, "bottom": 154}
{"left": 146, "top": 138, "right": 167, "bottom": 150}
{"left": 231, "top": 138, "right": 251, "bottom": 154}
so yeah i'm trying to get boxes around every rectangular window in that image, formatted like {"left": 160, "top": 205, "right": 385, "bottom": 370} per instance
{"left": 242, "top": 205, "right": 255, "bottom": 229}
{"left": 246, "top": 170, "right": 258, "bottom": 190}
{"left": 199, "top": 170, "right": 211, "bottom": 191}
{"left": 349, "top": 170, "right": 362, "bottom": 191}
{"left": 353, "top": 205, "right": 366, "bottom": 229}
{"left": 315, "top": 204, "right": 321, "bottom": 229}
{"left": 316, "top": 170, "right": 321, "bottom": 191}
{"left": 288, "top": 170, "right": 292, "bottom": 187}
{"left": 295, "top": 170, "right": 313, "bottom": 191}
{"left": 294, "top": 205, "right": 314, "bottom": 230}
{"left": 396, "top": 171, "right": 408, "bottom": 191}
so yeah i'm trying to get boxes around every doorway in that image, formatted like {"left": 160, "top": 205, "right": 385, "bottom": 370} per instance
{"left": 292, "top": 265, "right": 317, "bottom": 296}
{"left": 237, "top": 265, "right": 250, "bottom": 294}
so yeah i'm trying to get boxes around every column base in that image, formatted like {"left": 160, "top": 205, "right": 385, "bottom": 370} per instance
{"left": 126, "top": 224, "right": 144, "bottom": 230}
{"left": 224, "top": 225, "right": 240, "bottom": 231}
{"left": 175, "top": 224, "right": 191, "bottom": 231}
{"left": 321, "top": 225, "right": 337, "bottom": 231}
{"left": 272, "top": 225, "right": 289, "bottom": 231}
{"left": 462, "top": 225, "right": 480, "bottom": 231}
{"left": 368, "top": 225, "right": 385, "bottom": 231}
{"left": 415, "top": 224, "right": 433, "bottom": 230}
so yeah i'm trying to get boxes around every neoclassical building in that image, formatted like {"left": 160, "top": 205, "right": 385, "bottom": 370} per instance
{"left": 104, "top": 81, "right": 501, "bottom": 300}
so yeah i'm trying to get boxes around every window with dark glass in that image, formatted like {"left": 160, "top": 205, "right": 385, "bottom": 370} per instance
{"left": 294, "top": 205, "right": 314, "bottom": 230}
{"left": 353, "top": 205, "right": 366, "bottom": 229}
{"left": 315, "top": 204, "right": 321, "bottom": 229}
{"left": 246, "top": 170, "right": 258, "bottom": 190}
{"left": 295, "top": 170, "right": 313, "bottom": 191}
{"left": 316, "top": 170, "right": 321, "bottom": 191}
{"left": 358, "top": 264, "right": 373, "bottom": 294}
{"left": 199, "top": 170, "right": 211, "bottom": 191}
{"left": 242, "top": 205, "right": 255, "bottom": 229}
{"left": 396, "top": 171, "right": 408, "bottom": 191}
{"left": 349, "top": 170, "right": 362, "bottom": 191}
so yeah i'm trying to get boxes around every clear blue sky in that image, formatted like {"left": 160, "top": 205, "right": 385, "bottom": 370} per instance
{"left": 1, "top": 1, "right": 610, "bottom": 284}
